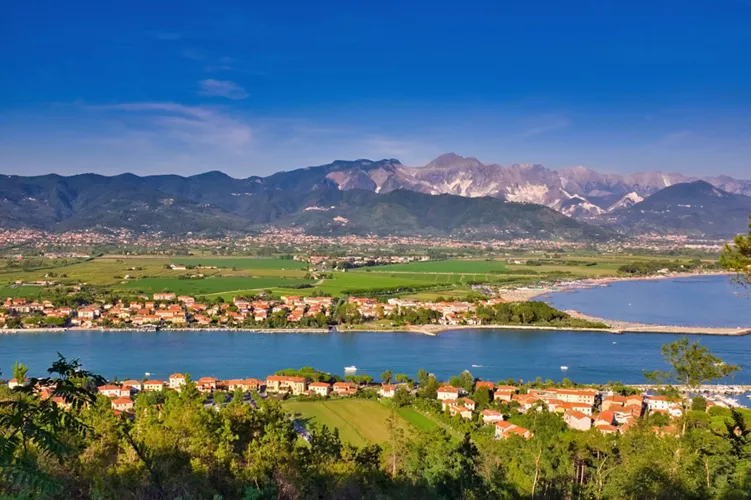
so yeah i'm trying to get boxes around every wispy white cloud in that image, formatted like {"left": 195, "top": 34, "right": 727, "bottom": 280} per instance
{"left": 94, "top": 102, "right": 252, "bottom": 149}
{"left": 516, "top": 114, "right": 570, "bottom": 140}
{"left": 198, "top": 79, "right": 249, "bottom": 100}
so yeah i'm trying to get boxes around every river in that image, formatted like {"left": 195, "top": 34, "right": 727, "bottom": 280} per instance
{"left": 543, "top": 275, "right": 750, "bottom": 328}
{"left": 1, "top": 328, "right": 749, "bottom": 385}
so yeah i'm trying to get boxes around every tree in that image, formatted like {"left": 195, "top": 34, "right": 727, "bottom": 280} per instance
{"left": 0, "top": 355, "right": 105, "bottom": 491}
{"left": 11, "top": 361, "right": 28, "bottom": 384}
{"left": 692, "top": 395, "right": 707, "bottom": 412}
{"left": 381, "top": 369, "right": 393, "bottom": 384}
{"left": 473, "top": 386, "right": 491, "bottom": 409}
{"left": 645, "top": 338, "right": 740, "bottom": 390}
{"left": 720, "top": 215, "right": 751, "bottom": 286}
{"left": 646, "top": 338, "right": 740, "bottom": 434}
{"left": 392, "top": 387, "right": 412, "bottom": 408}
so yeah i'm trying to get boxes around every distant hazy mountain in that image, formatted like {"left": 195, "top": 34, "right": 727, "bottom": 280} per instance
{"left": 2, "top": 155, "right": 750, "bottom": 238}
{"left": 0, "top": 172, "right": 613, "bottom": 240}
{"left": 259, "top": 153, "right": 751, "bottom": 215}
{"left": 601, "top": 181, "right": 751, "bottom": 237}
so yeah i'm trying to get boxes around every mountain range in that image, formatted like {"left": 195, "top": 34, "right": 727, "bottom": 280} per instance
{"left": 1, "top": 154, "right": 750, "bottom": 239}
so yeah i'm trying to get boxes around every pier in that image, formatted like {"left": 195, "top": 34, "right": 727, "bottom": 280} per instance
{"left": 566, "top": 311, "right": 751, "bottom": 336}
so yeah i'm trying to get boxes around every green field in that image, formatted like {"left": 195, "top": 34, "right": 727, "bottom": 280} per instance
{"left": 172, "top": 257, "right": 307, "bottom": 270}
{"left": 283, "top": 399, "right": 413, "bottom": 446}
{"left": 396, "top": 407, "right": 439, "bottom": 431}
{"left": 356, "top": 259, "right": 509, "bottom": 274}
{"left": 117, "top": 276, "right": 312, "bottom": 295}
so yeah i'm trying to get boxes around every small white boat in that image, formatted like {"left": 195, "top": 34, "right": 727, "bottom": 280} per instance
{"left": 560, "top": 366, "right": 569, "bottom": 371}
{"left": 612, "top": 342, "right": 617, "bottom": 344}
{"left": 344, "top": 366, "right": 357, "bottom": 372}
{"left": 145, "top": 372, "right": 151, "bottom": 377}
{"left": 471, "top": 364, "right": 483, "bottom": 368}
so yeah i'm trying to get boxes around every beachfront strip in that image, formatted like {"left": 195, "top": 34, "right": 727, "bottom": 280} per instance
{"left": 8, "top": 372, "right": 721, "bottom": 441}
{"left": 1, "top": 294, "right": 511, "bottom": 329}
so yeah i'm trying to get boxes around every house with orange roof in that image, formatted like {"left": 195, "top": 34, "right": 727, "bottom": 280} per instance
{"left": 511, "top": 394, "right": 539, "bottom": 412}
{"left": 197, "top": 377, "right": 218, "bottom": 392}
{"left": 111, "top": 396, "right": 134, "bottom": 411}
{"left": 462, "top": 398, "right": 477, "bottom": 411}
{"left": 481, "top": 409, "right": 504, "bottom": 424}
{"left": 143, "top": 380, "right": 165, "bottom": 391}
{"left": 558, "top": 402, "right": 593, "bottom": 416}
{"left": 169, "top": 373, "right": 186, "bottom": 390}
{"left": 121, "top": 380, "right": 143, "bottom": 392}
{"left": 602, "top": 395, "right": 628, "bottom": 411}
{"left": 8, "top": 377, "right": 28, "bottom": 390}
{"left": 493, "top": 386, "right": 517, "bottom": 402}
{"left": 565, "top": 410, "right": 592, "bottom": 431}
{"left": 475, "top": 380, "right": 495, "bottom": 392}
{"left": 379, "top": 384, "right": 397, "bottom": 398}
{"left": 437, "top": 385, "right": 460, "bottom": 400}
{"left": 495, "top": 421, "right": 532, "bottom": 440}
{"left": 309, "top": 381, "right": 332, "bottom": 397}
{"left": 553, "top": 388, "right": 598, "bottom": 406}
{"left": 333, "top": 381, "right": 356, "bottom": 395}
{"left": 450, "top": 405, "right": 473, "bottom": 419}
{"left": 266, "top": 375, "right": 307, "bottom": 395}
{"left": 98, "top": 384, "right": 125, "bottom": 398}
{"left": 441, "top": 398, "right": 459, "bottom": 411}
{"left": 594, "top": 411, "right": 616, "bottom": 427}
{"left": 596, "top": 423, "right": 618, "bottom": 435}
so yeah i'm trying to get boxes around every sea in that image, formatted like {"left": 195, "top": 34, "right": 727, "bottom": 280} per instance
{"left": 543, "top": 275, "right": 750, "bottom": 328}
{"left": 0, "top": 275, "right": 749, "bottom": 386}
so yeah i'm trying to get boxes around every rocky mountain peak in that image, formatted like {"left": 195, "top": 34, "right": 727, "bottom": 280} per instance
{"left": 424, "top": 153, "right": 483, "bottom": 169}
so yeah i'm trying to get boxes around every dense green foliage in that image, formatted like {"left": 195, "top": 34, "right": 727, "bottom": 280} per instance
{"left": 721, "top": 215, "right": 751, "bottom": 287}
{"left": 1, "top": 342, "right": 750, "bottom": 499}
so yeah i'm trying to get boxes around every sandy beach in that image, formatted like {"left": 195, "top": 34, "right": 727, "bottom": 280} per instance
{"left": 496, "top": 271, "right": 736, "bottom": 302}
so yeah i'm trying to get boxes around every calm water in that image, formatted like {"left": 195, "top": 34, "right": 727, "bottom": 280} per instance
{"left": 545, "top": 275, "right": 751, "bottom": 327}
{"left": 1, "top": 329, "right": 749, "bottom": 384}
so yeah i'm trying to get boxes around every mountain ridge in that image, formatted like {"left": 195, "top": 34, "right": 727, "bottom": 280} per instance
{"left": 3, "top": 155, "right": 750, "bottom": 238}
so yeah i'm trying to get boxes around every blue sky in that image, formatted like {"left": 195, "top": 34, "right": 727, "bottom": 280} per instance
{"left": 1, "top": 0, "right": 750, "bottom": 178}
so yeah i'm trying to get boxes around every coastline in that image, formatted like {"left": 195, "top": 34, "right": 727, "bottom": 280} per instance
{"left": 2, "top": 272, "right": 745, "bottom": 337}
{"left": 497, "top": 271, "right": 736, "bottom": 302}
{"left": 3, "top": 321, "right": 749, "bottom": 337}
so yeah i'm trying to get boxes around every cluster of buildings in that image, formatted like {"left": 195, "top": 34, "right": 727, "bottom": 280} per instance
{"left": 3, "top": 292, "right": 512, "bottom": 329}
{"left": 347, "top": 296, "right": 506, "bottom": 325}
{"left": 1, "top": 294, "right": 336, "bottom": 329}
{"left": 426, "top": 381, "right": 692, "bottom": 438}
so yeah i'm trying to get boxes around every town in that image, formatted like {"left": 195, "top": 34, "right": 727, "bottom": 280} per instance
{"left": 0, "top": 292, "right": 594, "bottom": 330}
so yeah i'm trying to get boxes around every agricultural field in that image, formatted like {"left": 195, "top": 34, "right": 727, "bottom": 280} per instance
{"left": 116, "top": 276, "right": 312, "bottom": 296}
{"left": 283, "top": 399, "right": 414, "bottom": 446}
{"left": 356, "top": 259, "right": 510, "bottom": 274}
{"left": 172, "top": 257, "right": 307, "bottom": 270}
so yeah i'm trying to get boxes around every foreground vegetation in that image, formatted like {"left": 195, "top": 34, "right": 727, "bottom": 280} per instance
{"left": 1, "top": 338, "right": 751, "bottom": 499}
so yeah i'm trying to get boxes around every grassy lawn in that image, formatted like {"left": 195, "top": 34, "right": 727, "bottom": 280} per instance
{"left": 116, "top": 276, "right": 313, "bottom": 295}
{"left": 283, "top": 399, "right": 413, "bottom": 446}
{"left": 396, "top": 407, "right": 438, "bottom": 431}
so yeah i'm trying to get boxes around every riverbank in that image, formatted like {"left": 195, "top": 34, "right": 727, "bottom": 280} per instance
{"left": 497, "top": 271, "right": 735, "bottom": 302}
